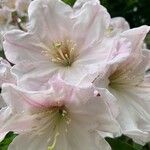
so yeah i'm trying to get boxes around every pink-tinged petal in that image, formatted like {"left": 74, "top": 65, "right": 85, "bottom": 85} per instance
{"left": 109, "top": 49, "right": 149, "bottom": 87}
{"left": 11, "top": 60, "right": 60, "bottom": 90}
{"left": 121, "top": 25, "right": 150, "bottom": 54}
{"left": 104, "top": 37, "right": 132, "bottom": 66}
{"left": 1, "top": 84, "right": 58, "bottom": 135}
{"left": 68, "top": 87, "right": 121, "bottom": 137}
{"left": 1, "top": 83, "right": 42, "bottom": 111}
{"left": 56, "top": 126, "right": 111, "bottom": 150}
{"left": 92, "top": 37, "right": 132, "bottom": 88}
{"left": 73, "top": 0, "right": 100, "bottom": 9}
{"left": 0, "top": 95, "right": 6, "bottom": 108}
{"left": 0, "top": 107, "right": 12, "bottom": 141}
{"left": 109, "top": 17, "right": 130, "bottom": 36}
{"left": 12, "top": 60, "right": 99, "bottom": 90}
{"left": 1, "top": 79, "right": 75, "bottom": 109}
{"left": 111, "top": 17, "right": 129, "bottom": 31}
{"left": 8, "top": 130, "right": 110, "bottom": 150}
{"left": 57, "top": 64, "right": 100, "bottom": 86}
{"left": 2, "top": 0, "right": 116, "bottom": 89}
{"left": 0, "top": 58, "right": 16, "bottom": 86}
{"left": 8, "top": 132, "right": 52, "bottom": 150}
{"left": 3, "top": 30, "right": 48, "bottom": 64}
{"left": 28, "top": 0, "right": 73, "bottom": 43}
{"left": 109, "top": 82, "right": 150, "bottom": 144}
{"left": 75, "top": 36, "right": 131, "bottom": 73}
{"left": 72, "top": 3, "right": 110, "bottom": 50}
{"left": 0, "top": 78, "right": 120, "bottom": 150}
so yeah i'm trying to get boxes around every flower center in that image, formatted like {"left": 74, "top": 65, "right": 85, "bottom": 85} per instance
{"left": 58, "top": 108, "right": 71, "bottom": 124}
{"left": 48, "top": 107, "right": 71, "bottom": 150}
{"left": 44, "top": 40, "right": 76, "bottom": 66}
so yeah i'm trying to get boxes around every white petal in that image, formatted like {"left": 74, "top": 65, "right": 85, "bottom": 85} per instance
{"left": 8, "top": 133, "right": 51, "bottom": 150}
{"left": 69, "top": 87, "right": 121, "bottom": 137}
{"left": 61, "top": 124, "right": 110, "bottom": 150}
{"left": 121, "top": 25, "right": 150, "bottom": 53}
{"left": 4, "top": 30, "right": 47, "bottom": 64}
{"left": 0, "top": 58, "right": 16, "bottom": 86}
{"left": 28, "top": 0, "right": 72, "bottom": 43}
{"left": 109, "top": 49, "right": 149, "bottom": 86}
{"left": 12, "top": 60, "right": 59, "bottom": 90}
{"left": 72, "top": 3, "right": 110, "bottom": 50}
{"left": 74, "top": 0, "right": 100, "bottom": 9}
{"left": 109, "top": 17, "right": 130, "bottom": 36}
{"left": 109, "top": 82, "right": 150, "bottom": 144}
{"left": 1, "top": 83, "right": 41, "bottom": 112}
{"left": 0, "top": 95, "right": 6, "bottom": 108}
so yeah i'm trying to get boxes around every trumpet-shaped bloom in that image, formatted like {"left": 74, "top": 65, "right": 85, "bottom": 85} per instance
{"left": 3, "top": 0, "right": 129, "bottom": 90}
{"left": 94, "top": 26, "right": 150, "bottom": 144}
{"left": 0, "top": 77, "right": 120, "bottom": 150}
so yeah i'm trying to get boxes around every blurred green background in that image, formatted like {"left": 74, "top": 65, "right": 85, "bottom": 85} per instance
{"left": 101, "top": 0, "right": 150, "bottom": 28}
{"left": 64, "top": 0, "right": 150, "bottom": 27}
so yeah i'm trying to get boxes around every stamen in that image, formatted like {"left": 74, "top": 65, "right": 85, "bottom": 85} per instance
{"left": 48, "top": 132, "right": 60, "bottom": 150}
{"left": 37, "top": 106, "right": 71, "bottom": 149}
{"left": 42, "top": 40, "right": 76, "bottom": 66}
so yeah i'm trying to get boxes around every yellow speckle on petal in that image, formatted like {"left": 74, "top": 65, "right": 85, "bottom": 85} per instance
{"left": 105, "top": 25, "right": 114, "bottom": 37}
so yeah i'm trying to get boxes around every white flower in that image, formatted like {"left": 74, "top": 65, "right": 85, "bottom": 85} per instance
{"left": 94, "top": 26, "right": 150, "bottom": 144}
{"left": 0, "top": 77, "right": 120, "bottom": 150}
{"left": 3, "top": 0, "right": 127, "bottom": 90}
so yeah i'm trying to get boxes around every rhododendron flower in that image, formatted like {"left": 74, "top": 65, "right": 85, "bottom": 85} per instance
{"left": 94, "top": 26, "right": 150, "bottom": 144}
{"left": 0, "top": 57, "right": 16, "bottom": 86}
{"left": 0, "top": 78, "right": 120, "bottom": 150}
{"left": 3, "top": 0, "right": 131, "bottom": 90}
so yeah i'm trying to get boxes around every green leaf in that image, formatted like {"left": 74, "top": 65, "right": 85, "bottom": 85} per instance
{"left": 0, "top": 50, "right": 5, "bottom": 58}
{"left": 0, "top": 132, "right": 17, "bottom": 150}
{"left": 62, "top": 0, "right": 76, "bottom": 6}
{"left": 106, "top": 137, "right": 139, "bottom": 150}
